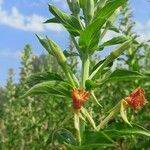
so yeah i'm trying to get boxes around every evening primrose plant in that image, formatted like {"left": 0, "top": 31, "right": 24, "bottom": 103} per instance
{"left": 22, "top": 0, "right": 150, "bottom": 149}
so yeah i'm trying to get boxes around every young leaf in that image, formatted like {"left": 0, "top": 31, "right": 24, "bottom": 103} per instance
{"left": 48, "top": 4, "right": 83, "bottom": 36}
{"left": 81, "top": 123, "right": 150, "bottom": 147}
{"left": 79, "top": 0, "right": 127, "bottom": 53}
{"left": 26, "top": 72, "right": 64, "bottom": 86}
{"left": 98, "top": 36, "right": 127, "bottom": 50}
{"left": 21, "top": 81, "right": 72, "bottom": 98}
{"left": 89, "top": 39, "right": 132, "bottom": 79}
{"left": 86, "top": 70, "right": 146, "bottom": 90}
{"left": 90, "top": 58, "right": 113, "bottom": 75}
{"left": 44, "top": 17, "right": 60, "bottom": 23}
{"left": 105, "top": 123, "right": 150, "bottom": 137}
{"left": 63, "top": 50, "right": 79, "bottom": 57}
{"left": 104, "top": 69, "right": 146, "bottom": 82}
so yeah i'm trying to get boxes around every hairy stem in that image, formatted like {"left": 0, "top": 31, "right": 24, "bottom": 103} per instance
{"left": 81, "top": 53, "right": 90, "bottom": 88}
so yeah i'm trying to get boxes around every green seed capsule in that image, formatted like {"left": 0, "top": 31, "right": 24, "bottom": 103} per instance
{"left": 86, "top": 0, "right": 94, "bottom": 24}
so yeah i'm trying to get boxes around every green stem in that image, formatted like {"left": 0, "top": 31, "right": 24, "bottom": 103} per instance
{"left": 63, "top": 66, "right": 76, "bottom": 88}
{"left": 74, "top": 111, "right": 81, "bottom": 145}
{"left": 81, "top": 53, "right": 90, "bottom": 88}
{"left": 97, "top": 103, "right": 120, "bottom": 130}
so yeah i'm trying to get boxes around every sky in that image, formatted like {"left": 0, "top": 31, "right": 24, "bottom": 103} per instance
{"left": 0, "top": 0, "right": 150, "bottom": 87}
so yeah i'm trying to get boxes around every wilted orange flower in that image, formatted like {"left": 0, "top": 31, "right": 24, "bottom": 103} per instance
{"left": 125, "top": 87, "right": 148, "bottom": 109}
{"left": 71, "top": 88, "right": 90, "bottom": 109}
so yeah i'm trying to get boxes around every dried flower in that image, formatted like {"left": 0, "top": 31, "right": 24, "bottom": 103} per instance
{"left": 125, "top": 87, "right": 147, "bottom": 109}
{"left": 71, "top": 88, "right": 90, "bottom": 109}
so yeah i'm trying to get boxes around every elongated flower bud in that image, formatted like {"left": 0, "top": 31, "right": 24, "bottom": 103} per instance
{"left": 67, "top": 0, "right": 80, "bottom": 15}
{"left": 86, "top": 0, "right": 94, "bottom": 24}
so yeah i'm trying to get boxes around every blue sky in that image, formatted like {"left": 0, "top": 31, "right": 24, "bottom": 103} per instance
{"left": 0, "top": 0, "right": 150, "bottom": 87}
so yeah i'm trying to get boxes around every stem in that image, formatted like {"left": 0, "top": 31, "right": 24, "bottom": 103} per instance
{"left": 97, "top": 102, "right": 120, "bottom": 130}
{"left": 81, "top": 53, "right": 90, "bottom": 88}
{"left": 74, "top": 111, "right": 81, "bottom": 145}
{"left": 71, "top": 36, "right": 80, "bottom": 53}
{"left": 63, "top": 66, "right": 76, "bottom": 88}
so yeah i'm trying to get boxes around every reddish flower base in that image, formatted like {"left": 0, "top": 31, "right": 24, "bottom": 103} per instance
{"left": 125, "top": 87, "right": 148, "bottom": 109}
{"left": 71, "top": 88, "right": 90, "bottom": 109}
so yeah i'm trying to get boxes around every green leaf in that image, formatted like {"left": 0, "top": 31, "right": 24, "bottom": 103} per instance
{"left": 48, "top": 4, "right": 83, "bottom": 36}
{"left": 108, "top": 24, "right": 120, "bottom": 33}
{"left": 89, "top": 40, "right": 132, "bottom": 79}
{"left": 95, "top": 0, "right": 107, "bottom": 11}
{"left": 44, "top": 17, "right": 60, "bottom": 23}
{"left": 66, "top": 143, "right": 115, "bottom": 150}
{"left": 86, "top": 70, "right": 146, "bottom": 90}
{"left": 63, "top": 50, "right": 79, "bottom": 57}
{"left": 79, "top": 0, "right": 127, "bottom": 53}
{"left": 21, "top": 81, "right": 72, "bottom": 98}
{"left": 105, "top": 123, "right": 150, "bottom": 138}
{"left": 48, "top": 129, "right": 77, "bottom": 146}
{"left": 99, "top": 36, "right": 127, "bottom": 50}
{"left": 105, "top": 69, "right": 146, "bottom": 82}
{"left": 26, "top": 72, "right": 64, "bottom": 86}
{"left": 90, "top": 58, "right": 113, "bottom": 75}
{"left": 80, "top": 123, "right": 150, "bottom": 148}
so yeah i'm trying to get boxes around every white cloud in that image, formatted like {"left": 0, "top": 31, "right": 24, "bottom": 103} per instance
{"left": 0, "top": 0, "right": 63, "bottom": 32}
{"left": 135, "top": 20, "right": 150, "bottom": 42}
{"left": 0, "top": 49, "right": 21, "bottom": 59}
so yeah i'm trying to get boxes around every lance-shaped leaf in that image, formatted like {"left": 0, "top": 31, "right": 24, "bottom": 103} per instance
{"left": 63, "top": 50, "right": 79, "bottom": 57}
{"left": 105, "top": 123, "right": 150, "bottom": 137}
{"left": 26, "top": 72, "right": 64, "bottom": 86}
{"left": 44, "top": 17, "right": 60, "bottom": 23}
{"left": 98, "top": 36, "right": 127, "bottom": 50}
{"left": 21, "top": 81, "right": 72, "bottom": 98}
{"left": 105, "top": 69, "right": 146, "bottom": 82}
{"left": 89, "top": 39, "right": 132, "bottom": 79}
{"left": 48, "top": 4, "right": 83, "bottom": 36}
{"left": 86, "top": 70, "right": 146, "bottom": 90}
{"left": 82, "top": 123, "right": 150, "bottom": 145}
{"left": 79, "top": 0, "right": 127, "bottom": 53}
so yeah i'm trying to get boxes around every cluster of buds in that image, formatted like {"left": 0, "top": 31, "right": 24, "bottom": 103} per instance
{"left": 71, "top": 88, "right": 90, "bottom": 110}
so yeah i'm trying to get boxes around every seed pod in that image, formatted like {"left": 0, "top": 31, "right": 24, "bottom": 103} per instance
{"left": 67, "top": 0, "right": 80, "bottom": 16}
{"left": 86, "top": 0, "right": 94, "bottom": 24}
{"left": 72, "top": 0, "right": 80, "bottom": 15}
